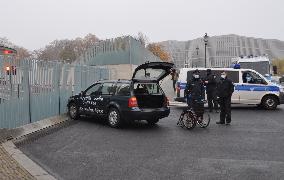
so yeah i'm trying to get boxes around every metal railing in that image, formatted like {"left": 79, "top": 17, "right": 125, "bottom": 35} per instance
{"left": 0, "top": 56, "right": 109, "bottom": 129}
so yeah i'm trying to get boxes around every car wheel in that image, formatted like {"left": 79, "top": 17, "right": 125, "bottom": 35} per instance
{"left": 147, "top": 119, "right": 159, "bottom": 125}
{"left": 108, "top": 108, "right": 122, "bottom": 128}
{"left": 262, "top": 96, "right": 278, "bottom": 110}
{"left": 68, "top": 103, "right": 79, "bottom": 120}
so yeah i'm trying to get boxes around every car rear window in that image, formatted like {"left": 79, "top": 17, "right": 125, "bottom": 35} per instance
{"left": 134, "top": 83, "right": 162, "bottom": 95}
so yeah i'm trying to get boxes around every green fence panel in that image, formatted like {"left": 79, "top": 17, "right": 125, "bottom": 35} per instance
{"left": 0, "top": 56, "right": 110, "bottom": 129}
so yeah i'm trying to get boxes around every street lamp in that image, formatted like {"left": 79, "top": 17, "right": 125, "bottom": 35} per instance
{"left": 203, "top": 33, "right": 209, "bottom": 68}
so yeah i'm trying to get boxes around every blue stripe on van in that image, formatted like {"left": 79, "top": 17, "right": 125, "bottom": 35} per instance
{"left": 235, "top": 85, "right": 279, "bottom": 92}
{"left": 177, "top": 82, "right": 187, "bottom": 90}
{"left": 178, "top": 82, "right": 280, "bottom": 92}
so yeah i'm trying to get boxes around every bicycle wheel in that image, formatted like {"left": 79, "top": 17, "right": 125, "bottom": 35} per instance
{"left": 177, "top": 111, "right": 185, "bottom": 127}
{"left": 198, "top": 112, "right": 211, "bottom": 128}
{"left": 182, "top": 110, "right": 196, "bottom": 130}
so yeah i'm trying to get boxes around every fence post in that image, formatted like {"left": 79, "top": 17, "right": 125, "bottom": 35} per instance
{"left": 22, "top": 60, "right": 32, "bottom": 123}
{"left": 55, "top": 63, "right": 62, "bottom": 115}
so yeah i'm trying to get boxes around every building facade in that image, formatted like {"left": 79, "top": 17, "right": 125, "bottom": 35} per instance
{"left": 160, "top": 34, "right": 284, "bottom": 68}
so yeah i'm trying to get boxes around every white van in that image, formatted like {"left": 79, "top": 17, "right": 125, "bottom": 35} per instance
{"left": 174, "top": 68, "right": 284, "bottom": 110}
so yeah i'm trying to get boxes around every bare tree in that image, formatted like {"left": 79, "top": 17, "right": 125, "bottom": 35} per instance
{"left": 34, "top": 33, "right": 100, "bottom": 62}
{"left": 135, "top": 32, "right": 149, "bottom": 47}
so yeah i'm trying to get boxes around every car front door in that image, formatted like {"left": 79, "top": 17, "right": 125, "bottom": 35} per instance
{"left": 82, "top": 83, "right": 102, "bottom": 115}
{"left": 99, "top": 82, "right": 117, "bottom": 115}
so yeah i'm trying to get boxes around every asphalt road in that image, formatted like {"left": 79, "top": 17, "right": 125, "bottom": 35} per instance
{"left": 18, "top": 105, "right": 284, "bottom": 180}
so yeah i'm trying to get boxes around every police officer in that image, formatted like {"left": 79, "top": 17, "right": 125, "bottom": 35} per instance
{"left": 204, "top": 69, "right": 218, "bottom": 112}
{"left": 216, "top": 71, "right": 234, "bottom": 125}
{"left": 185, "top": 70, "right": 205, "bottom": 116}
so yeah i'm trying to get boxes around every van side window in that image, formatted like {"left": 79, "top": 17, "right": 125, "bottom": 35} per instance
{"left": 227, "top": 71, "right": 239, "bottom": 83}
{"left": 211, "top": 70, "right": 239, "bottom": 83}
{"left": 187, "top": 70, "right": 206, "bottom": 82}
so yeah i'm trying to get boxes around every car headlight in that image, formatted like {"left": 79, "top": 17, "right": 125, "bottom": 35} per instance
{"left": 280, "top": 87, "right": 284, "bottom": 93}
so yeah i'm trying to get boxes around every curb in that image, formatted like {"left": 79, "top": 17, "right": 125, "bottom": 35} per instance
{"left": 10, "top": 114, "right": 69, "bottom": 141}
{"left": 1, "top": 114, "right": 70, "bottom": 180}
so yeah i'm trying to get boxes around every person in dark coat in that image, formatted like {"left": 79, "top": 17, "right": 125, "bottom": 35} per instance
{"left": 216, "top": 71, "right": 235, "bottom": 125}
{"left": 204, "top": 69, "right": 218, "bottom": 112}
{"left": 185, "top": 69, "right": 205, "bottom": 117}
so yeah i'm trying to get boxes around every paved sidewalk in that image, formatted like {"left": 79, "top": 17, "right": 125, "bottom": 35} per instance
{"left": 0, "top": 145, "right": 35, "bottom": 180}
{"left": 0, "top": 115, "right": 68, "bottom": 180}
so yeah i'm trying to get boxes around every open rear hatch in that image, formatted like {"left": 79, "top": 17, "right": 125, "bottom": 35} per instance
{"left": 132, "top": 62, "right": 173, "bottom": 109}
{"left": 132, "top": 62, "right": 174, "bottom": 82}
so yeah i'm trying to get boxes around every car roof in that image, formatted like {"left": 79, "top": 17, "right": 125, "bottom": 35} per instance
{"left": 97, "top": 79, "right": 131, "bottom": 83}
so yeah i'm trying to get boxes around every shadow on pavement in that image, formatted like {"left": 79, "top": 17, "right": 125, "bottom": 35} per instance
{"left": 172, "top": 105, "right": 283, "bottom": 111}
{"left": 78, "top": 116, "right": 162, "bottom": 131}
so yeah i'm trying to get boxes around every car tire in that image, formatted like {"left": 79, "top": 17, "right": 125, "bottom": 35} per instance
{"left": 146, "top": 119, "right": 159, "bottom": 125}
{"left": 108, "top": 108, "right": 122, "bottom": 128}
{"left": 68, "top": 103, "right": 79, "bottom": 120}
{"left": 262, "top": 96, "right": 278, "bottom": 110}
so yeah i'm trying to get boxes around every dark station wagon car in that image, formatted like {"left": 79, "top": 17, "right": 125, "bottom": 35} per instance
{"left": 67, "top": 62, "right": 174, "bottom": 128}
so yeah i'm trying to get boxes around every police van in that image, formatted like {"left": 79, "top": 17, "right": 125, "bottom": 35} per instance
{"left": 174, "top": 68, "right": 284, "bottom": 110}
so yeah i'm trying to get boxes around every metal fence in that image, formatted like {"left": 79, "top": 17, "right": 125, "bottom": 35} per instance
{"left": 0, "top": 56, "right": 109, "bottom": 129}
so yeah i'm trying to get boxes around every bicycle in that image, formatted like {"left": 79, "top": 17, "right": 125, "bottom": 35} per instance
{"left": 177, "top": 100, "right": 210, "bottom": 130}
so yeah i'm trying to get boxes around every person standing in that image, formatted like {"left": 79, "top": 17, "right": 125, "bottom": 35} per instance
{"left": 204, "top": 69, "right": 218, "bottom": 112}
{"left": 216, "top": 71, "right": 234, "bottom": 125}
{"left": 171, "top": 69, "right": 179, "bottom": 92}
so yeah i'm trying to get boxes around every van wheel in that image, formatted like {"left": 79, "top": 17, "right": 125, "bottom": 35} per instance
{"left": 262, "top": 96, "right": 278, "bottom": 110}
{"left": 108, "top": 108, "right": 122, "bottom": 128}
{"left": 68, "top": 103, "right": 79, "bottom": 120}
{"left": 147, "top": 119, "right": 159, "bottom": 125}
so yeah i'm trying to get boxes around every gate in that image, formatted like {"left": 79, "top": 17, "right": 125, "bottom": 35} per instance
{"left": 0, "top": 56, "right": 109, "bottom": 129}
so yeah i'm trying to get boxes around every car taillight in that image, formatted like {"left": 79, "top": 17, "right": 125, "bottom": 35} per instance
{"left": 128, "top": 96, "right": 138, "bottom": 108}
{"left": 164, "top": 96, "right": 169, "bottom": 106}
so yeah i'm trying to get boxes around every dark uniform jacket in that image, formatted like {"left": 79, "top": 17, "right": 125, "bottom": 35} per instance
{"left": 217, "top": 78, "right": 234, "bottom": 98}
{"left": 205, "top": 74, "right": 217, "bottom": 94}
{"left": 185, "top": 78, "right": 205, "bottom": 100}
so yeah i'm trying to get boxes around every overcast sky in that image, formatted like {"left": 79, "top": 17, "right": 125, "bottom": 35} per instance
{"left": 1, "top": 0, "right": 284, "bottom": 50}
